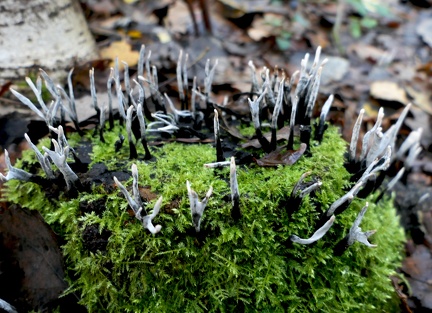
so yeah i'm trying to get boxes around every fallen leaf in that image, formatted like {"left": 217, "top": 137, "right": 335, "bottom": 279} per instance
{"left": 349, "top": 43, "right": 388, "bottom": 63}
{"left": 255, "top": 143, "right": 306, "bottom": 167}
{"left": 166, "top": 0, "right": 192, "bottom": 34}
{"left": 370, "top": 81, "right": 409, "bottom": 104}
{"left": 242, "top": 126, "right": 291, "bottom": 149}
{"left": 417, "top": 61, "right": 432, "bottom": 76}
{"left": 247, "top": 14, "right": 279, "bottom": 41}
{"left": 127, "top": 29, "right": 144, "bottom": 39}
{"left": 402, "top": 244, "right": 432, "bottom": 310}
{"left": 0, "top": 81, "right": 12, "bottom": 97}
{"left": 405, "top": 86, "right": 432, "bottom": 115}
{"left": 100, "top": 41, "right": 140, "bottom": 69}
{"left": 320, "top": 56, "right": 349, "bottom": 85}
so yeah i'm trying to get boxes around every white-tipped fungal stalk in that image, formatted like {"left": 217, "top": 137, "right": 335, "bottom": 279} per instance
{"left": 214, "top": 109, "right": 223, "bottom": 162}
{"left": 39, "top": 70, "right": 65, "bottom": 123}
{"left": 405, "top": 143, "right": 422, "bottom": 170}
{"left": 186, "top": 180, "right": 213, "bottom": 232}
{"left": 137, "top": 44, "right": 146, "bottom": 90}
{"left": 25, "top": 75, "right": 48, "bottom": 112}
{"left": 89, "top": 68, "right": 101, "bottom": 120}
{"left": 43, "top": 143, "right": 76, "bottom": 186}
{"left": 204, "top": 59, "right": 218, "bottom": 97}
{"left": 136, "top": 102, "right": 152, "bottom": 159}
{"left": 287, "top": 95, "right": 299, "bottom": 149}
{"left": 386, "top": 167, "right": 405, "bottom": 191}
{"left": 334, "top": 203, "right": 377, "bottom": 255}
{"left": 299, "top": 180, "right": 322, "bottom": 198}
{"left": 315, "top": 94, "right": 334, "bottom": 142}
{"left": 113, "top": 176, "right": 140, "bottom": 213}
{"left": 327, "top": 181, "right": 364, "bottom": 216}
{"left": 164, "top": 93, "right": 192, "bottom": 122}
{"left": 116, "top": 85, "right": 127, "bottom": 121}
{"left": 107, "top": 68, "right": 115, "bottom": 128}
{"left": 177, "top": 50, "right": 189, "bottom": 109}
{"left": 348, "top": 203, "right": 376, "bottom": 247}
{"left": 10, "top": 85, "right": 58, "bottom": 128}
{"left": 371, "top": 104, "right": 412, "bottom": 164}
{"left": 191, "top": 76, "right": 198, "bottom": 114}
{"left": 0, "top": 298, "right": 18, "bottom": 313}
{"left": 248, "top": 89, "right": 267, "bottom": 129}
{"left": 115, "top": 171, "right": 162, "bottom": 234}
{"left": 248, "top": 60, "right": 259, "bottom": 94}
{"left": 122, "top": 61, "right": 131, "bottom": 106}
{"left": 396, "top": 128, "right": 423, "bottom": 160}
{"left": 290, "top": 215, "right": 336, "bottom": 245}
{"left": 113, "top": 163, "right": 162, "bottom": 226}
{"left": 360, "top": 145, "right": 392, "bottom": 182}
{"left": 304, "top": 66, "right": 323, "bottom": 120}
{"left": 361, "top": 107, "right": 384, "bottom": 164}
{"left": 271, "top": 79, "right": 284, "bottom": 131}
{"left": 203, "top": 161, "right": 231, "bottom": 168}
{"left": 294, "top": 53, "right": 310, "bottom": 99}
{"left": 350, "top": 108, "right": 365, "bottom": 162}
{"left": 42, "top": 140, "right": 79, "bottom": 191}
{"left": 0, "top": 150, "right": 33, "bottom": 182}
{"left": 270, "top": 78, "right": 285, "bottom": 150}
{"left": 131, "top": 164, "right": 143, "bottom": 209}
{"left": 147, "top": 112, "right": 179, "bottom": 134}
{"left": 48, "top": 125, "right": 68, "bottom": 155}
{"left": 137, "top": 196, "right": 163, "bottom": 234}
{"left": 230, "top": 157, "right": 240, "bottom": 220}
{"left": 126, "top": 106, "right": 138, "bottom": 159}
{"left": 24, "top": 133, "right": 55, "bottom": 179}
{"left": 264, "top": 68, "right": 276, "bottom": 109}
{"left": 309, "top": 45, "right": 322, "bottom": 76}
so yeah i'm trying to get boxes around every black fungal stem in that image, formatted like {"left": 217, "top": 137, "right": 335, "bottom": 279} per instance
{"left": 287, "top": 95, "right": 298, "bottom": 150}
{"left": 126, "top": 107, "right": 138, "bottom": 160}
{"left": 314, "top": 94, "right": 333, "bottom": 143}
{"left": 230, "top": 157, "right": 241, "bottom": 222}
{"left": 107, "top": 68, "right": 115, "bottom": 130}
{"left": 300, "top": 125, "right": 312, "bottom": 155}
{"left": 213, "top": 109, "right": 224, "bottom": 162}
{"left": 114, "top": 134, "right": 125, "bottom": 152}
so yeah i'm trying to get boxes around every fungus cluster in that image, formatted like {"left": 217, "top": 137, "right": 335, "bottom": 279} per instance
{"left": 2, "top": 47, "right": 419, "bottom": 311}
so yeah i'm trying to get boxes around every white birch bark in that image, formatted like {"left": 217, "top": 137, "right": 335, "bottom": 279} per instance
{"left": 0, "top": 0, "right": 98, "bottom": 84}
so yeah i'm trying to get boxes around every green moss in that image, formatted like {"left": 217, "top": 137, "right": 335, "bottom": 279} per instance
{"left": 4, "top": 125, "right": 404, "bottom": 312}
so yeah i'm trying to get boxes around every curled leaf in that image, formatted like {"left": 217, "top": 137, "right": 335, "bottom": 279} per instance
{"left": 255, "top": 143, "right": 307, "bottom": 167}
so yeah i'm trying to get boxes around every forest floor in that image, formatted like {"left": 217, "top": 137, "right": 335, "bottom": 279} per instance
{"left": 1, "top": 0, "right": 432, "bottom": 311}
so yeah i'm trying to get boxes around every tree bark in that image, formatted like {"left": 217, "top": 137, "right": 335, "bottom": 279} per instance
{"left": 0, "top": 0, "right": 98, "bottom": 84}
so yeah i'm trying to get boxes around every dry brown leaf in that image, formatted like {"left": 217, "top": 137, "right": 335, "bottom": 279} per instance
{"left": 405, "top": 86, "right": 432, "bottom": 115}
{"left": 100, "top": 41, "right": 140, "bottom": 69}
{"left": 402, "top": 244, "right": 432, "bottom": 310}
{"left": 166, "top": 0, "right": 191, "bottom": 34}
{"left": 320, "top": 56, "right": 349, "bottom": 85}
{"left": 241, "top": 126, "right": 291, "bottom": 149}
{"left": 349, "top": 43, "right": 388, "bottom": 63}
{"left": 247, "top": 14, "right": 278, "bottom": 41}
{"left": 255, "top": 143, "right": 306, "bottom": 167}
{"left": 370, "top": 81, "right": 409, "bottom": 104}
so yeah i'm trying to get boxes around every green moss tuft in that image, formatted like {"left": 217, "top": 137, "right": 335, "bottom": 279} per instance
{"left": 4, "top": 124, "right": 405, "bottom": 312}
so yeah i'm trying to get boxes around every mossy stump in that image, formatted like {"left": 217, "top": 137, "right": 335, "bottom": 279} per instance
{"left": 4, "top": 124, "right": 405, "bottom": 312}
